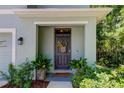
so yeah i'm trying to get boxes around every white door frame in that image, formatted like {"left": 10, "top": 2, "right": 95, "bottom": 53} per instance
{"left": 0, "top": 28, "right": 16, "bottom": 65}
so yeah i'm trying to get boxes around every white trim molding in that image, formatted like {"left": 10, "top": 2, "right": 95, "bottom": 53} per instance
{"left": 34, "top": 21, "right": 88, "bottom": 26}
{"left": 0, "top": 8, "right": 112, "bottom": 22}
{"left": 0, "top": 28, "right": 16, "bottom": 65}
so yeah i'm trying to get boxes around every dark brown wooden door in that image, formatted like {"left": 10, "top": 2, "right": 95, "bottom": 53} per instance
{"left": 55, "top": 28, "right": 71, "bottom": 69}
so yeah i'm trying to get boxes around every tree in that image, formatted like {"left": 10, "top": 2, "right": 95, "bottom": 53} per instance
{"left": 91, "top": 5, "right": 124, "bottom": 67}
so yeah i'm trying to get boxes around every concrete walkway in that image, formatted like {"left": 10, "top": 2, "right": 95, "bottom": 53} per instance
{"left": 47, "top": 81, "right": 72, "bottom": 88}
{"left": 46, "top": 74, "right": 73, "bottom": 88}
{"left": 0, "top": 78, "right": 8, "bottom": 87}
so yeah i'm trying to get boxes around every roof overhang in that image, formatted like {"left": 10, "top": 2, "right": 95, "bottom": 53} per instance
{"left": 0, "top": 8, "right": 112, "bottom": 23}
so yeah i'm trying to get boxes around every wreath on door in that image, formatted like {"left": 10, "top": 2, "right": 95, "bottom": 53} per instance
{"left": 56, "top": 40, "right": 67, "bottom": 53}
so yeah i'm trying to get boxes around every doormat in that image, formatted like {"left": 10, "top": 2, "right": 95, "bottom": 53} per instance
{"left": 54, "top": 73, "right": 71, "bottom": 77}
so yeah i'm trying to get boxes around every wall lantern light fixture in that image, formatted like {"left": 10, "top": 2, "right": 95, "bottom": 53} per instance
{"left": 18, "top": 37, "right": 23, "bottom": 45}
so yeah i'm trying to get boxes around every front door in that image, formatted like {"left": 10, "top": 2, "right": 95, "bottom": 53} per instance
{"left": 55, "top": 28, "right": 71, "bottom": 69}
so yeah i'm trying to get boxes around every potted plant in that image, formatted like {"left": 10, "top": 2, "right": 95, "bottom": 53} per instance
{"left": 32, "top": 54, "right": 52, "bottom": 80}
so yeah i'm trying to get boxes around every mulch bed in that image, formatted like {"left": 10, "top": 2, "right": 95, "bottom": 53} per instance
{"left": 1, "top": 80, "right": 49, "bottom": 88}
{"left": 32, "top": 80, "right": 49, "bottom": 88}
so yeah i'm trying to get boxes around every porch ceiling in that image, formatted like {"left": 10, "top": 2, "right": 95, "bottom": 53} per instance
{"left": 0, "top": 8, "right": 112, "bottom": 22}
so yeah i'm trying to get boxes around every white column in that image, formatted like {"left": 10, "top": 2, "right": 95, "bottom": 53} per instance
{"left": 84, "top": 19, "right": 96, "bottom": 66}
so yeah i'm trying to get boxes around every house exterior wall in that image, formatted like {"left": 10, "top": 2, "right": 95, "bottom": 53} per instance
{"left": 37, "top": 5, "right": 89, "bottom": 8}
{"left": 0, "top": 5, "right": 89, "bottom": 9}
{"left": 0, "top": 14, "right": 96, "bottom": 70}
{"left": 38, "top": 27, "right": 54, "bottom": 71}
{"left": 0, "top": 15, "right": 36, "bottom": 65}
{"left": 38, "top": 26, "right": 84, "bottom": 72}
{"left": 71, "top": 26, "right": 84, "bottom": 59}
{"left": 0, "top": 5, "right": 26, "bottom": 9}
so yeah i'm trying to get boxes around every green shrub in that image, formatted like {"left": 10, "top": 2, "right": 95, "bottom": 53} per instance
{"left": 0, "top": 64, "right": 17, "bottom": 85}
{"left": 80, "top": 66, "right": 124, "bottom": 88}
{"left": 80, "top": 78, "right": 97, "bottom": 88}
{"left": 14, "top": 61, "right": 34, "bottom": 88}
{"left": 70, "top": 58, "right": 96, "bottom": 87}
{"left": 97, "top": 58, "right": 109, "bottom": 66}
{"left": 69, "top": 58, "right": 87, "bottom": 70}
{"left": 71, "top": 70, "right": 85, "bottom": 88}
{"left": 80, "top": 71, "right": 124, "bottom": 88}
{"left": 0, "top": 60, "right": 34, "bottom": 88}
{"left": 71, "top": 58, "right": 124, "bottom": 88}
{"left": 32, "top": 54, "right": 52, "bottom": 70}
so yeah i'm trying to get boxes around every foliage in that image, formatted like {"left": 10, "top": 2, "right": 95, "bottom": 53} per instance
{"left": 91, "top": 5, "right": 124, "bottom": 67}
{"left": 32, "top": 54, "right": 52, "bottom": 70}
{"left": 70, "top": 58, "right": 96, "bottom": 87}
{"left": 73, "top": 65, "right": 124, "bottom": 88}
{"left": 71, "top": 59, "right": 124, "bottom": 88}
{"left": 72, "top": 67, "right": 96, "bottom": 88}
{"left": 0, "top": 60, "right": 34, "bottom": 88}
{"left": 0, "top": 64, "right": 16, "bottom": 85}
{"left": 80, "top": 67, "right": 124, "bottom": 88}
{"left": 68, "top": 58, "right": 87, "bottom": 70}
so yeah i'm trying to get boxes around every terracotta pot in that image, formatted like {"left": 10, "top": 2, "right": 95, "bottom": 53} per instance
{"left": 37, "top": 69, "right": 46, "bottom": 80}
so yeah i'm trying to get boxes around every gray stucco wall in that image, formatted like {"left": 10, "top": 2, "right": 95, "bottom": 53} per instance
{"left": 0, "top": 5, "right": 89, "bottom": 9}
{"left": 0, "top": 14, "right": 36, "bottom": 65}
{"left": 37, "top": 5, "right": 89, "bottom": 8}
{"left": 0, "top": 13, "right": 96, "bottom": 70}
{"left": 0, "top": 5, "right": 26, "bottom": 9}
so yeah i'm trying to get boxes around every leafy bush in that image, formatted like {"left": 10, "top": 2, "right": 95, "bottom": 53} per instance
{"left": 70, "top": 58, "right": 96, "bottom": 87}
{"left": 14, "top": 61, "right": 34, "bottom": 88}
{"left": 71, "top": 59, "right": 124, "bottom": 88}
{"left": 32, "top": 54, "right": 52, "bottom": 70}
{"left": 81, "top": 66, "right": 124, "bottom": 88}
{"left": 97, "top": 58, "right": 120, "bottom": 68}
{"left": 80, "top": 71, "right": 124, "bottom": 88}
{"left": 97, "top": 58, "right": 109, "bottom": 66}
{"left": 96, "top": 6, "right": 124, "bottom": 68}
{"left": 0, "top": 60, "right": 34, "bottom": 88}
{"left": 0, "top": 64, "right": 16, "bottom": 85}
{"left": 71, "top": 70, "right": 85, "bottom": 88}
{"left": 69, "top": 58, "right": 87, "bottom": 70}
{"left": 80, "top": 78, "right": 97, "bottom": 88}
